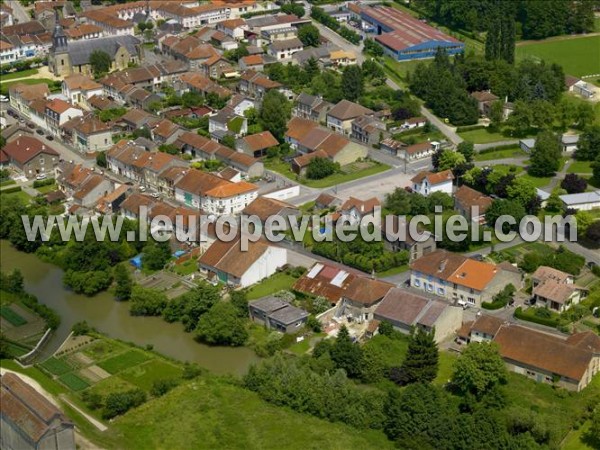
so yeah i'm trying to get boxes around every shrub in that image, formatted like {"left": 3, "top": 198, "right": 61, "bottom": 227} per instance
{"left": 32, "top": 178, "right": 55, "bottom": 188}
{"left": 102, "top": 389, "right": 147, "bottom": 419}
{"left": 150, "top": 379, "right": 179, "bottom": 397}
{"left": 514, "top": 307, "right": 560, "bottom": 327}
{"left": 0, "top": 186, "right": 22, "bottom": 194}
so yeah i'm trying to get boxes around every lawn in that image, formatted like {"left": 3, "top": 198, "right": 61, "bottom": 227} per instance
{"left": 172, "top": 259, "right": 197, "bottom": 276}
{"left": 97, "top": 350, "right": 151, "bottom": 374}
{"left": 516, "top": 35, "right": 600, "bottom": 77}
{"left": 376, "top": 264, "right": 409, "bottom": 278}
{"left": 58, "top": 372, "right": 90, "bottom": 391}
{"left": 0, "top": 179, "right": 16, "bottom": 187}
{"left": 306, "top": 162, "right": 391, "bottom": 189}
{"left": 0, "top": 306, "right": 27, "bottom": 326}
{"left": 519, "top": 173, "right": 553, "bottom": 188}
{"left": 567, "top": 160, "right": 593, "bottom": 174}
{"left": 458, "top": 128, "right": 510, "bottom": 144}
{"left": 82, "top": 339, "right": 123, "bottom": 361}
{"left": 36, "top": 183, "right": 57, "bottom": 195}
{"left": 0, "top": 69, "right": 39, "bottom": 81}
{"left": 0, "top": 190, "right": 32, "bottom": 204}
{"left": 473, "top": 146, "right": 528, "bottom": 162}
{"left": 247, "top": 272, "right": 298, "bottom": 300}
{"left": 113, "top": 376, "right": 394, "bottom": 450}
{"left": 119, "top": 360, "right": 183, "bottom": 391}
{"left": 394, "top": 127, "right": 445, "bottom": 144}
{"left": 40, "top": 357, "right": 73, "bottom": 376}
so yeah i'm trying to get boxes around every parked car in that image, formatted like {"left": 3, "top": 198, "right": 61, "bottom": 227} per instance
{"left": 36, "top": 173, "right": 47, "bottom": 180}
{"left": 0, "top": 95, "right": 8, "bottom": 102}
{"left": 26, "top": 122, "right": 34, "bottom": 129}
{"left": 36, "top": 129, "right": 44, "bottom": 135}
{"left": 45, "top": 135, "right": 54, "bottom": 141}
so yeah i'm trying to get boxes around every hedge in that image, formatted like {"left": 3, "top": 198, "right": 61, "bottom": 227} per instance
{"left": 33, "top": 178, "right": 55, "bottom": 188}
{"left": 0, "top": 186, "right": 22, "bottom": 194}
{"left": 456, "top": 124, "right": 486, "bottom": 133}
{"left": 514, "top": 307, "right": 560, "bottom": 328}
{"left": 481, "top": 300, "right": 506, "bottom": 310}
{"left": 478, "top": 144, "right": 521, "bottom": 154}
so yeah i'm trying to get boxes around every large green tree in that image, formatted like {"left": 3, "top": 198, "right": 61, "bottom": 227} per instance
{"left": 341, "top": 65, "right": 364, "bottom": 102}
{"left": 259, "top": 90, "right": 291, "bottom": 141}
{"left": 528, "top": 130, "right": 562, "bottom": 176}
{"left": 195, "top": 302, "right": 248, "bottom": 346}
{"left": 330, "top": 325, "right": 363, "bottom": 378}
{"left": 398, "top": 327, "right": 439, "bottom": 385}
{"left": 575, "top": 125, "right": 600, "bottom": 161}
{"left": 114, "top": 263, "right": 133, "bottom": 301}
{"left": 451, "top": 342, "right": 507, "bottom": 399}
{"left": 298, "top": 24, "right": 320, "bottom": 47}
{"left": 89, "top": 50, "right": 112, "bottom": 77}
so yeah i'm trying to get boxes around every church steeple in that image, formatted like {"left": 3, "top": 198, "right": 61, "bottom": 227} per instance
{"left": 52, "top": 8, "right": 67, "bottom": 52}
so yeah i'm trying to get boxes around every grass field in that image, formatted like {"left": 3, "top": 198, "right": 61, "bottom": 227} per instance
{"left": 0, "top": 190, "right": 32, "bottom": 204}
{"left": 567, "top": 160, "right": 593, "bottom": 174}
{"left": 98, "top": 350, "right": 151, "bottom": 374}
{"left": 516, "top": 35, "right": 600, "bottom": 77}
{"left": 0, "top": 306, "right": 27, "bottom": 326}
{"left": 474, "top": 146, "right": 527, "bottom": 162}
{"left": 519, "top": 173, "right": 553, "bottom": 188}
{"left": 172, "top": 259, "right": 197, "bottom": 276}
{"left": 0, "top": 69, "right": 39, "bottom": 81}
{"left": 247, "top": 272, "right": 298, "bottom": 300}
{"left": 113, "top": 376, "right": 394, "bottom": 450}
{"left": 58, "top": 373, "right": 90, "bottom": 391}
{"left": 40, "top": 357, "right": 73, "bottom": 376}
{"left": 119, "top": 360, "right": 183, "bottom": 391}
{"left": 36, "top": 183, "right": 57, "bottom": 195}
{"left": 458, "top": 128, "right": 510, "bottom": 144}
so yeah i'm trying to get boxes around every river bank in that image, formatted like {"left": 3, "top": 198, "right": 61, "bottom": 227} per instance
{"left": 0, "top": 241, "right": 259, "bottom": 375}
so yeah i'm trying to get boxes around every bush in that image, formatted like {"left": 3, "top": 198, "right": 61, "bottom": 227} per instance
{"left": 514, "top": 307, "right": 560, "bottom": 328}
{"left": 63, "top": 270, "right": 113, "bottom": 296}
{"left": 456, "top": 124, "right": 487, "bottom": 133}
{"left": 32, "top": 178, "right": 55, "bottom": 188}
{"left": 0, "top": 186, "right": 22, "bottom": 194}
{"left": 150, "top": 378, "right": 179, "bottom": 397}
{"left": 72, "top": 321, "right": 91, "bottom": 336}
{"left": 102, "top": 389, "right": 147, "bottom": 419}
{"left": 82, "top": 391, "right": 103, "bottom": 410}
{"left": 306, "top": 157, "right": 337, "bottom": 180}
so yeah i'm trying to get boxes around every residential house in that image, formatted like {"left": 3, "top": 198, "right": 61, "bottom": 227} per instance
{"left": 461, "top": 314, "right": 504, "bottom": 343}
{"left": 338, "top": 196, "right": 381, "bottom": 226}
{"left": 393, "top": 141, "right": 437, "bottom": 161}
{"left": 285, "top": 117, "right": 319, "bottom": 149}
{"left": 292, "top": 262, "right": 357, "bottom": 306}
{"left": 209, "top": 107, "right": 247, "bottom": 139}
{"left": 454, "top": 185, "right": 493, "bottom": 225}
{"left": 81, "top": 9, "right": 135, "bottom": 36}
{"left": 119, "top": 193, "right": 155, "bottom": 220}
{"left": 561, "top": 134, "right": 579, "bottom": 152}
{"left": 382, "top": 215, "right": 436, "bottom": 261}
{"left": 470, "top": 91, "right": 499, "bottom": 117}
{"left": 174, "top": 168, "right": 257, "bottom": 214}
{"left": 559, "top": 191, "right": 600, "bottom": 211}
{"left": 239, "top": 70, "right": 283, "bottom": 100}
{"left": 239, "top": 54, "right": 264, "bottom": 71}
{"left": 217, "top": 18, "right": 248, "bottom": 39}
{"left": 410, "top": 250, "right": 522, "bottom": 307}
{"left": 493, "top": 325, "right": 600, "bottom": 392}
{"left": 315, "top": 192, "right": 342, "bottom": 210}
{"left": 156, "top": 166, "right": 188, "bottom": 197}
{"left": 293, "top": 93, "right": 333, "bottom": 122}
{"left": 241, "top": 196, "right": 300, "bottom": 225}
{"left": 373, "top": 288, "right": 463, "bottom": 343}
{"left": 62, "top": 74, "right": 103, "bottom": 108}
{"left": 198, "top": 238, "right": 287, "bottom": 287}
{"left": 267, "top": 37, "right": 303, "bottom": 61}
{"left": 335, "top": 277, "right": 394, "bottom": 322}
{"left": 8, "top": 83, "right": 49, "bottom": 118}
{"left": 119, "top": 108, "right": 156, "bottom": 132}
{"left": 151, "top": 119, "right": 183, "bottom": 145}
{"left": 296, "top": 127, "right": 368, "bottom": 166}
{"left": 400, "top": 116, "right": 427, "bottom": 130}
{"left": 326, "top": 100, "right": 374, "bottom": 135}
{"left": 236, "top": 131, "right": 279, "bottom": 158}
{"left": 44, "top": 99, "right": 84, "bottom": 137}
{"left": 531, "top": 266, "right": 584, "bottom": 313}
{"left": 519, "top": 138, "right": 536, "bottom": 153}
{"left": 411, "top": 169, "right": 454, "bottom": 196}
{"left": 200, "top": 54, "right": 234, "bottom": 79}
{"left": 0, "top": 372, "right": 75, "bottom": 450}
{"left": 1, "top": 135, "right": 59, "bottom": 178}
{"left": 351, "top": 114, "right": 387, "bottom": 145}
{"left": 248, "top": 296, "right": 309, "bottom": 333}
{"left": 62, "top": 113, "right": 113, "bottom": 153}
{"left": 71, "top": 173, "right": 112, "bottom": 208}
{"left": 292, "top": 45, "right": 332, "bottom": 67}
{"left": 261, "top": 27, "right": 298, "bottom": 43}
{"left": 329, "top": 50, "right": 357, "bottom": 67}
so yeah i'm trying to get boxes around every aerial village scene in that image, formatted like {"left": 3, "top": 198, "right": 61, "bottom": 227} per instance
{"left": 0, "top": 0, "right": 600, "bottom": 449}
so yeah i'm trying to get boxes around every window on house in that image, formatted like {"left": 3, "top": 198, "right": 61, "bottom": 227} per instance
{"left": 413, "top": 279, "right": 421, "bottom": 287}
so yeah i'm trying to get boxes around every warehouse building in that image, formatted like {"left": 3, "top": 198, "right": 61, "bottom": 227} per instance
{"left": 360, "top": 6, "right": 464, "bottom": 61}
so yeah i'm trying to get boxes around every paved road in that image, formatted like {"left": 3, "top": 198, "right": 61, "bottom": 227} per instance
{"left": 474, "top": 140, "right": 519, "bottom": 151}
{"left": 7, "top": 0, "right": 30, "bottom": 23}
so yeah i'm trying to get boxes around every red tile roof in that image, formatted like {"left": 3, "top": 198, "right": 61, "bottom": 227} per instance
{"left": 2, "top": 136, "right": 59, "bottom": 165}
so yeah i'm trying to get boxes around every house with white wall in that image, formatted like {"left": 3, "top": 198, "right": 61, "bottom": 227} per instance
{"left": 411, "top": 170, "right": 454, "bottom": 196}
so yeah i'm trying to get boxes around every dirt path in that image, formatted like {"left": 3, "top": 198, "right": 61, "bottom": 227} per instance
{"left": 59, "top": 394, "right": 108, "bottom": 432}
{"left": 3, "top": 66, "right": 62, "bottom": 83}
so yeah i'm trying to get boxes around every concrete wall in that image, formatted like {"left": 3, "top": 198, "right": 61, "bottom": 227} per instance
{"left": 239, "top": 246, "right": 287, "bottom": 287}
{"left": 333, "top": 142, "right": 368, "bottom": 166}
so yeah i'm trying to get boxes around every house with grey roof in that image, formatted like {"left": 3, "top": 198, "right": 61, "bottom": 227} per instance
{"left": 293, "top": 93, "right": 333, "bottom": 122}
{"left": 249, "top": 296, "right": 309, "bottom": 333}
{"left": 560, "top": 190, "right": 600, "bottom": 211}
{"left": 373, "top": 288, "right": 463, "bottom": 343}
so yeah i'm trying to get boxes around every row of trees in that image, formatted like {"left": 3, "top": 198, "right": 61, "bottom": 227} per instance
{"left": 412, "top": 0, "right": 594, "bottom": 39}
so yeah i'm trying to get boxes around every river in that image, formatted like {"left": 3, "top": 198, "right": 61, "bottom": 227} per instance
{"left": 0, "top": 241, "right": 259, "bottom": 375}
